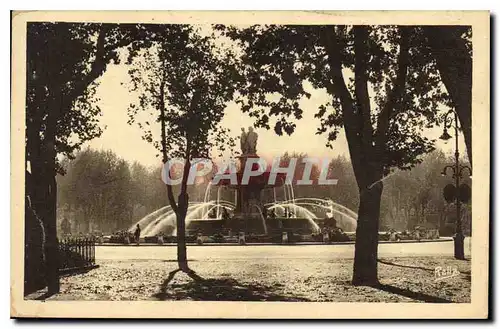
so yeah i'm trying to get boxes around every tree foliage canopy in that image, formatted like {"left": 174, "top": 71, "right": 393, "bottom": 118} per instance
{"left": 218, "top": 25, "right": 453, "bottom": 176}
{"left": 26, "top": 22, "right": 152, "bottom": 172}
{"left": 126, "top": 25, "right": 242, "bottom": 161}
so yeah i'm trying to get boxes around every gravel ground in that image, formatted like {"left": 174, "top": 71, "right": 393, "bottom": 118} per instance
{"left": 29, "top": 256, "right": 470, "bottom": 302}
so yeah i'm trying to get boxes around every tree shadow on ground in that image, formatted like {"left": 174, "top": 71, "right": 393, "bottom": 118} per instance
{"left": 377, "top": 259, "right": 434, "bottom": 272}
{"left": 376, "top": 259, "right": 459, "bottom": 303}
{"left": 460, "top": 270, "right": 471, "bottom": 281}
{"left": 153, "top": 269, "right": 310, "bottom": 301}
{"left": 378, "top": 258, "right": 471, "bottom": 280}
{"left": 374, "top": 284, "right": 452, "bottom": 303}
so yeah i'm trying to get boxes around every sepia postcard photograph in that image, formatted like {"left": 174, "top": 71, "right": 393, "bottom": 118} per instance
{"left": 10, "top": 10, "right": 490, "bottom": 319}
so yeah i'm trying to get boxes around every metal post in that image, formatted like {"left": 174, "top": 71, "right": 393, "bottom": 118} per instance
{"left": 453, "top": 111, "right": 465, "bottom": 260}
{"left": 441, "top": 110, "right": 467, "bottom": 260}
{"left": 92, "top": 238, "right": 95, "bottom": 264}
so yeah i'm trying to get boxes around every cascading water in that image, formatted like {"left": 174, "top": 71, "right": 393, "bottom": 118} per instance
{"left": 129, "top": 206, "right": 170, "bottom": 232}
{"left": 203, "top": 181, "right": 212, "bottom": 203}
{"left": 216, "top": 186, "right": 222, "bottom": 219}
{"left": 286, "top": 182, "right": 297, "bottom": 214}
{"left": 129, "top": 180, "right": 358, "bottom": 237}
{"left": 267, "top": 203, "right": 320, "bottom": 233}
{"left": 131, "top": 198, "right": 356, "bottom": 237}
{"left": 141, "top": 209, "right": 176, "bottom": 236}
{"left": 249, "top": 204, "right": 268, "bottom": 235}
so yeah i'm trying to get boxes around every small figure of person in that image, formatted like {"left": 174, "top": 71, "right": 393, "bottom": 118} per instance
{"left": 262, "top": 206, "right": 268, "bottom": 219}
{"left": 322, "top": 226, "right": 330, "bottom": 243}
{"left": 222, "top": 207, "right": 230, "bottom": 221}
{"left": 329, "top": 227, "right": 338, "bottom": 241}
{"left": 134, "top": 224, "right": 141, "bottom": 246}
{"left": 389, "top": 228, "right": 397, "bottom": 242}
{"left": 414, "top": 226, "right": 421, "bottom": 241}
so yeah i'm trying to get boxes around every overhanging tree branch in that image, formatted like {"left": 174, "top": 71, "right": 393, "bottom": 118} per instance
{"left": 320, "top": 27, "right": 367, "bottom": 186}
{"left": 57, "top": 25, "right": 111, "bottom": 118}
{"left": 353, "top": 26, "right": 374, "bottom": 151}
{"left": 158, "top": 60, "right": 179, "bottom": 214}
{"left": 376, "top": 27, "right": 411, "bottom": 169}
{"left": 423, "top": 26, "right": 472, "bottom": 166}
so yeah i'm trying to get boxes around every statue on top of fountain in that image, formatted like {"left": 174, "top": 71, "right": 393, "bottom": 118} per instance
{"left": 240, "top": 126, "right": 258, "bottom": 155}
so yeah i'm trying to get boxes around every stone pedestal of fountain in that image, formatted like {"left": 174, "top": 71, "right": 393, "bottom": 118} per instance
{"left": 226, "top": 154, "right": 279, "bottom": 235}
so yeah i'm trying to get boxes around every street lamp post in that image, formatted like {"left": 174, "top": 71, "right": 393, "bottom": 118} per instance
{"left": 440, "top": 109, "right": 471, "bottom": 260}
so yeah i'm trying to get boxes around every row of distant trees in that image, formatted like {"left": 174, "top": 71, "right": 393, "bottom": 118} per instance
{"left": 57, "top": 149, "right": 163, "bottom": 234}
{"left": 55, "top": 148, "right": 228, "bottom": 235}
{"left": 274, "top": 150, "right": 471, "bottom": 232}
{"left": 57, "top": 148, "right": 210, "bottom": 235}
{"left": 56, "top": 148, "right": 470, "bottom": 235}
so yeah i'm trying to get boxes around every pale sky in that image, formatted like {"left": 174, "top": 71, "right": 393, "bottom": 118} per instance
{"left": 85, "top": 57, "right": 466, "bottom": 168}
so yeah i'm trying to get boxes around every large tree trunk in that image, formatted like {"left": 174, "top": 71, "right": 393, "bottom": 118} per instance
{"left": 176, "top": 192, "right": 189, "bottom": 270}
{"left": 24, "top": 26, "right": 112, "bottom": 295}
{"left": 44, "top": 170, "right": 59, "bottom": 293}
{"left": 24, "top": 172, "right": 46, "bottom": 295}
{"left": 321, "top": 26, "right": 386, "bottom": 286}
{"left": 176, "top": 156, "right": 192, "bottom": 270}
{"left": 29, "top": 158, "right": 59, "bottom": 293}
{"left": 42, "top": 114, "right": 60, "bottom": 293}
{"left": 352, "top": 182, "right": 383, "bottom": 286}
{"left": 165, "top": 149, "right": 192, "bottom": 271}
{"left": 26, "top": 112, "right": 60, "bottom": 293}
{"left": 25, "top": 118, "right": 46, "bottom": 294}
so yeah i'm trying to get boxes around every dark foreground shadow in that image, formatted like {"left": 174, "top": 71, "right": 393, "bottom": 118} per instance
{"left": 375, "top": 284, "right": 453, "bottom": 303}
{"left": 154, "top": 269, "right": 310, "bottom": 301}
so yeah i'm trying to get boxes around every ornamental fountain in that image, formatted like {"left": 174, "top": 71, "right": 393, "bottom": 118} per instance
{"left": 128, "top": 127, "right": 358, "bottom": 240}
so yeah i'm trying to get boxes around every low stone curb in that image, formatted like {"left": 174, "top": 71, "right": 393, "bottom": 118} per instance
{"left": 97, "top": 238, "right": 453, "bottom": 247}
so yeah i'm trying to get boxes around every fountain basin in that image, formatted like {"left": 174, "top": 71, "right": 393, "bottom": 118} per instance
{"left": 184, "top": 216, "right": 318, "bottom": 236}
